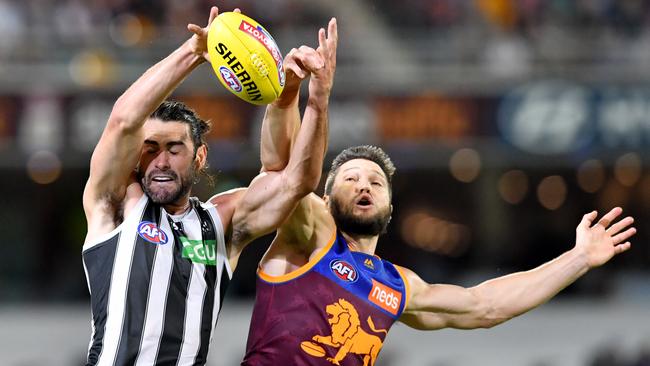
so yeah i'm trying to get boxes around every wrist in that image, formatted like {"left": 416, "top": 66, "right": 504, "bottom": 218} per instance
{"left": 568, "top": 245, "right": 591, "bottom": 272}
{"left": 307, "top": 94, "right": 329, "bottom": 113}
{"left": 181, "top": 40, "right": 206, "bottom": 67}
{"left": 272, "top": 89, "right": 300, "bottom": 109}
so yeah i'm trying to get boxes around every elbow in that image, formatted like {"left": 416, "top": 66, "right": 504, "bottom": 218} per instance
{"left": 261, "top": 159, "right": 288, "bottom": 173}
{"left": 285, "top": 171, "right": 320, "bottom": 199}
{"left": 108, "top": 101, "right": 143, "bottom": 133}
{"left": 301, "top": 169, "right": 322, "bottom": 194}
{"left": 476, "top": 317, "right": 503, "bottom": 329}
{"left": 469, "top": 289, "right": 510, "bottom": 329}
{"left": 471, "top": 305, "right": 506, "bottom": 329}
{"left": 291, "top": 177, "right": 319, "bottom": 198}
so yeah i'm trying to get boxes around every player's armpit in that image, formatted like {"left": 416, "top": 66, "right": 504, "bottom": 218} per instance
{"left": 399, "top": 311, "right": 449, "bottom": 331}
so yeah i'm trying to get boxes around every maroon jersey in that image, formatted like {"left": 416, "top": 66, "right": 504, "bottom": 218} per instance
{"left": 242, "top": 231, "right": 409, "bottom": 366}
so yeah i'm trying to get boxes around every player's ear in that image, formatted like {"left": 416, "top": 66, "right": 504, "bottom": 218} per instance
{"left": 195, "top": 144, "right": 207, "bottom": 170}
{"left": 323, "top": 194, "right": 330, "bottom": 207}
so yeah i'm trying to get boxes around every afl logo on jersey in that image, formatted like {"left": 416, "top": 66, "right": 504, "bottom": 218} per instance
{"left": 330, "top": 260, "right": 358, "bottom": 283}
{"left": 138, "top": 221, "right": 169, "bottom": 245}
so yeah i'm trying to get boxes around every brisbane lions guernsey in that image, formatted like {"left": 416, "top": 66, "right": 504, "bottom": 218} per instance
{"left": 242, "top": 231, "right": 409, "bottom": 366}
{"left": 82, "top": 195, "right": 232, "bottom": 366}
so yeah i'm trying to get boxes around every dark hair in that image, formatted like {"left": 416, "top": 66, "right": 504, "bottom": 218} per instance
{"left": 149, "top": 100, "right": 214, "bottom": 185}
{"left": 150, "top": 100, "right": 211, "bottom": 152}
{"left": 324, "top": 145, "right": 396, "bottom": 196}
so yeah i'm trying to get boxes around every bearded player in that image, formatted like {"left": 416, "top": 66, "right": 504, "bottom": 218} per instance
{"left": 81, "top": 6, "right": 334, "bottom": 365}
{"left": 241, "top": 21, "right": 636, "bottom": 366}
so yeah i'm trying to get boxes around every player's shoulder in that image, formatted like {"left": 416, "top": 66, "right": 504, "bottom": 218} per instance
{"left": 207, "top": 187, "right": 248, "bottom": 228}
{"left": 391, "top": 264, "right": 424, "bottom": 288}
{"left": 208, "top": 187, "right": 247, "bottom": 205}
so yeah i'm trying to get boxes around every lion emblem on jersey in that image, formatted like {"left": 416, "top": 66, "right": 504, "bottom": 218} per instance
{"left": 307, "top": 298, "right": 387, "bottom": 366}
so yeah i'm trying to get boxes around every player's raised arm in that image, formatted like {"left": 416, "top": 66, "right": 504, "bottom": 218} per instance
{"left": 226, "top": 19, "right": 337, "bottom": 255}
{"left": 83, "top": 7, "right": 222, "bottom": 223}
{"left": 259, "top": 49, "right": 303, "bottom": 171}
{"left": 399, "top": 208, "right": 635, "bottom": 330}
{"left": 260, "top": 19, "right": 336, "bottom": 172}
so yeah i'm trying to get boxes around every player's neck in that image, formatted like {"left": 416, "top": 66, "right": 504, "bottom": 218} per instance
{"left": 163, "top": 196, "right": 192, "bottom": 215}
{"left": 341, "top": 231, "right": 378, "bottom": 255}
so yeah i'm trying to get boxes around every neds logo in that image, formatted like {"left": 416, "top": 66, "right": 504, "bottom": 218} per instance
{"left": 138, "top": 221, "right": 168, "bottom": 245}
{"left": 368, "top": 279, "right": 401, "bottom": 315}
{"left": 330, "top": 260, "right": 358, "bottom": 283}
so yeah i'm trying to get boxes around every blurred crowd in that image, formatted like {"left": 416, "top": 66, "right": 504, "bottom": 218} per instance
{"left": 0, "top": 0, "right": 318, "bottom": 59}
{"left": 382, "top": 0, "right": 649, "bottom": 36}
{"left": 3, "top": 0, "right": 650, "bottom": 66}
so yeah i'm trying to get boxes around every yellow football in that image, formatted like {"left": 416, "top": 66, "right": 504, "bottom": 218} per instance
{"left": 207, "top": 12, "right": 285, "bottom": 105}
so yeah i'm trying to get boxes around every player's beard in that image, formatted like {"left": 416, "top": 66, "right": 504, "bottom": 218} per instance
{"left": 330, "top": 195, "right": 391, "bottom": 237}
{"left": 139, "top": 166, "right": 195, "bottom": 205}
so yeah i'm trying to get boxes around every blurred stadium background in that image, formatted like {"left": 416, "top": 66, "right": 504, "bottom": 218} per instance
{"left": 0, "top": 0, "right": 649, "bottom": 365}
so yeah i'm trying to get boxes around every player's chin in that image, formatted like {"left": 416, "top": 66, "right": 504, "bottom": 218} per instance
{"left": 146, "top": 184, "right": 181, "bottom": 205}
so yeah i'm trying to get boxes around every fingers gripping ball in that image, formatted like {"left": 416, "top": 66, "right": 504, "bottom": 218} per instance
{"left": 207, "top": 12, "right": 285, "bottom": 105}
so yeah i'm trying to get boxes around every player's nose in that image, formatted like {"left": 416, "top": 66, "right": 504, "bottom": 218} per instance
{"left": 154, "top": 151, "right": 171, "bottom": 169}
{"left": 357, "top": 178, "right": 371, "bottom": 193}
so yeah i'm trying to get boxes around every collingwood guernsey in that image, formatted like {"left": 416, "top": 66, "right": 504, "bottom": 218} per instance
{"left": 82, "top": 194, "right": 232, "bottom": 366}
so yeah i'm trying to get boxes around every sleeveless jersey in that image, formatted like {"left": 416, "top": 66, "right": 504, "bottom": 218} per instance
{"left": 82, "top": 195, "right": 232, "bottom": 366}
{"left": 242, "top": 231, "right": 409, "bottom": 366}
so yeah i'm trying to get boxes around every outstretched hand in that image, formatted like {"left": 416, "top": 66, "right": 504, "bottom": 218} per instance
{"left": 187, "top": 6, "right": 241, "bottom": 63}
{"left": 309, "top": 17, "right": 338, "bottom": 102}
{"left": 274, "top": 18, "right": 338, "bottom": 108}
{"left": 575, "top": 207, "right": 635, "bottom": 268}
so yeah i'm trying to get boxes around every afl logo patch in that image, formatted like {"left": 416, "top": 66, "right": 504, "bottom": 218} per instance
{"left": 219, "top": 66, "right": 243, "bottom": 92}
{"left": 330, "top": 260, "right": 358, "bottom": 283}
{"left": 138, "top": 221, "right": 168, "bottom": 245}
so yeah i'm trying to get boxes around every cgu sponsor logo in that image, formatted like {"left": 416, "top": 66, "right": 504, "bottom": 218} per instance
{"left": 239, "top": 20, "right": 285, "bottom": 86}
{"left": 368, "top": 279, "right": 401, "bottom": 315}
{"left": 137, "top": 221, "right": 168, "bottom": 245}
{"left": 180, "top": 237, "right": 217, "bottom": 266}
{"left": 330, "top": 260, "right": 358, "bottom": 283}
{"left": 219, "top": 66, "right": 242, "bottom": 92}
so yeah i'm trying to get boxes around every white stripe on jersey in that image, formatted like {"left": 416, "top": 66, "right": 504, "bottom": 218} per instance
{"left": 176, "top": 208, "right": 208, "bottom": 365}
{"left": 97, "top": 195, "right": 149, "bottom": 366}
{"left": 82, "top": 255, "right": 95, "bottom": 355}
{"left": 133, "top": 215, "right": 175, "bottom": 366}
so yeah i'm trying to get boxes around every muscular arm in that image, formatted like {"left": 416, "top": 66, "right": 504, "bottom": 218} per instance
{"left": 83, "top": 8, "right": 220, "bottom": 227}
{"left": 259, "top": 63, "right": 301, "bottom": 172}
{"left": 226, "top": 20, "right": 338, "bottom": 255}
{"left": 260, "top": 43, "right": 333, "bottom": 171}
{"left": 400, "top": 208, "right": 635, "bottom": 330}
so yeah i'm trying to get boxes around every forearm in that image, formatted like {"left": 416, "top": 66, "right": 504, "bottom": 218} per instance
{"left": 284, "top": 94, "right": 329, "bottom": 193}
{"left": 473, "top": 247, "right": 589, "bottom": 322}
{"left": 111, "top": 40, "right": 204, "bottom": 130}
{"left": 260, "top": 97, "right": 301, "bottom": 171}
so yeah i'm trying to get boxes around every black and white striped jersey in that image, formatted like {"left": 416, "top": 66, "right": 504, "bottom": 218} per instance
{"left": 82, "top": 195, "right": 232, "bottom": 366}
